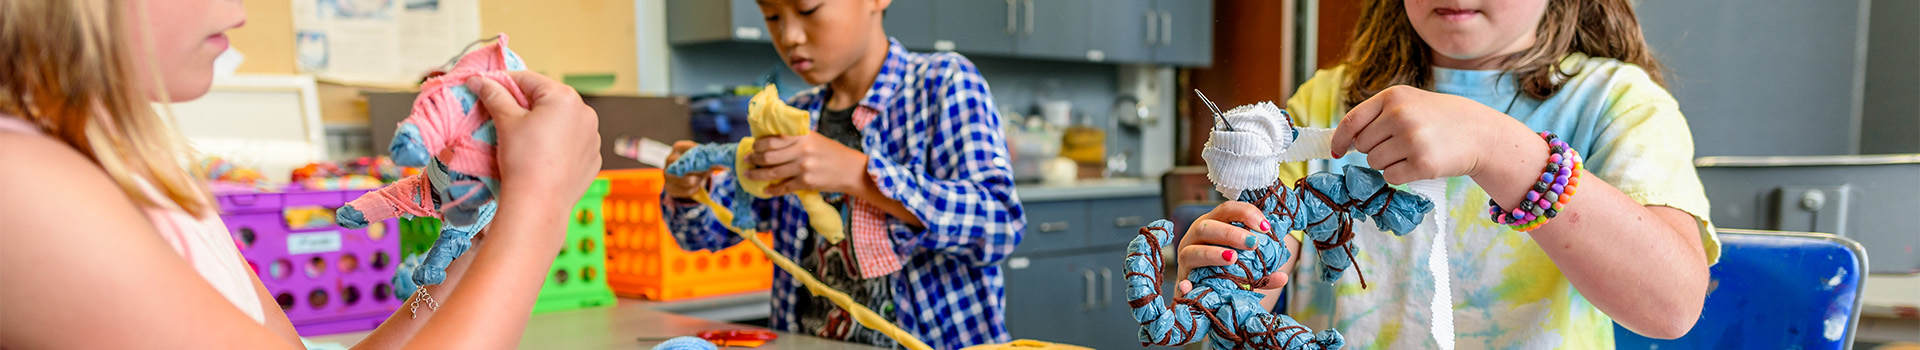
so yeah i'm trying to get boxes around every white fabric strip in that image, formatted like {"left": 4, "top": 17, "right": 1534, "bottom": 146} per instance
{"left": 1406, "top": 179, "right": 1455, "bottom": 350}
{"left": 1274, "top": 127, "right": 1335, "bottom": 164}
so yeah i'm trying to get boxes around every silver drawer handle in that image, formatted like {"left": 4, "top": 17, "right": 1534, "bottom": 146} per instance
{"left": 1161, "top": 11, "right": 1173, "bottom": 46}
{"left": 1083, "top": 270, "right": 1098, "bottom": 310}
{"left": 1038, "top": 221, "right": 1071, "bottom": 233}
{"left": 1100, "top": 267, "right": 1114, "bottom": 306}
{"left": 1023, "top": 0, "right": 1035, "bottom": 36}
{"left": 1113, "top": 216, "right": 1145, "bottom": 228}
{"left": 1145, "top": 10, "right": 1157, "bottom": 45}
{"left": 1006, "top": 0, "right": 1018, "bottom": 34}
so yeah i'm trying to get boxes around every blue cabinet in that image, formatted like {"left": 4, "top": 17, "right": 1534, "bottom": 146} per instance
{"left": 1011, "top": 0, "right": 1093, "bottom": 61}
{"left": 1003, "top": 254, "right": 1095, "bottom": 345}
{"left": 932, "top": 0, "right": 1019, "bottom": 55}
{"left": 886, "top": 0, "right": 938, "bottom": 51}
{"left": 666, "top": 0, "right": 770, "bottom": 44}
{"left": 1085, "top": 0, "right": 1155, "bottom": 63}
{"left": 1150, "top": 0, "right": 1214, "bottom": 66}
{"left": 1004, "top": 194, "right": 1174, "bottom": 348}
{"left": 1087, "top": 197, "right": 1160, "bottom": 245}
{"left": 1019, "top": 201, "right": 1091, "bottom": 254}
{"left": 927, "top": 0, "right": 1094, "bottom": 59}
{"left": 1085, "top": 0, "right": 1215, "bottom": 66}
{"left": 667, "top": 0, "right": 1212, "bottom": 66}
{"left": 1013, "top": 196, "right": 1161, "bottom": 256}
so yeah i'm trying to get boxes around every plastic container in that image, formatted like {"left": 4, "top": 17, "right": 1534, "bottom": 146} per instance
{"left": 534, "top": 179, "right": 618, "bottom": 313}
{"left": 217, "top": 188, "right": 401, "bottom": 336}
{"left": 599, "top": 169, "right": 774, "bottom": 301}
{"left": 395, "top": 179, "right": 617, "bottom": 314}
{"left": 398, "top": 217, "right": 438, "bottom": 260}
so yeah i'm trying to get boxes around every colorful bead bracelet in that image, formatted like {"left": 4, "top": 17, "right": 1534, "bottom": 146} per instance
{"left": 1489, "top": 131, "right": 1582, "bottom": 231}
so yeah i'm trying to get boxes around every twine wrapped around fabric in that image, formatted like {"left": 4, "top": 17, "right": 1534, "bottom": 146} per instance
{"left": 334, "top": 34, "right": 526, "bottom": 299}
{"left": 1123, "top": 96, "right": 1439, "bottom": 350}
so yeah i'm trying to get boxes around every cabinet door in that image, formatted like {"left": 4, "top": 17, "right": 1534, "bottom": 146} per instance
{"left": 666, "top": 0, "right": 771, "bottom": 44}
{"left": 726, "top": 0, "right": 771, "bottom": 42}
{"left": 1085, "top": 0, "right": 1154, "bottom": 63}
{"left": 933, "top": 0, "right": 1018, "bottom": 55}
{"left": 886, "top": 0, "right": 938, "bottom": 50}
{"left": 1003, "top": 254, "right": 1094, "bottom": 345}
{"left": 1151, "top": 0, "right": 1213, "bottom": 66}
{"left": 1011, "top": 0, "right": 1091, "bottom": 61}
{"left": 1086, "top": 196, "right": 1164, "bottom": 248}
{"left": 1087, "top": 253, "right": 1185, "bottom": 350}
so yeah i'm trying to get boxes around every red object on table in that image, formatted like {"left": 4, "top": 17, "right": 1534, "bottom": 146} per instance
{"left": 698, "top": 330, "right": 778, "bottom": 347}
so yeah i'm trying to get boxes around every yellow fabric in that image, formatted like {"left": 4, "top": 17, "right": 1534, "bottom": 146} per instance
{"left": 689, "top": 190, "right": 929, "bottom": 350}
{"left": 736, "top": 84, "right": 846, "bottom": 244}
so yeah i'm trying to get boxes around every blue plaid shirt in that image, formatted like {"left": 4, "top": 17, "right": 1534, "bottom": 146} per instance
{"left": 664, "top": 39, "right": 1024, "bottom": 350}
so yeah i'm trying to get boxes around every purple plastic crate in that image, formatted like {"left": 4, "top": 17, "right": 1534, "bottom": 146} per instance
{"left": 217, "top": 187, "right": 400, "bottom": 336}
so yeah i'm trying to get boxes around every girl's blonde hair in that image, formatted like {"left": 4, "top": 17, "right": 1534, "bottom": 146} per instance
{"left": 1342, "top": 0, "right": 1667, "bottom": 105}
{"left": 1, "top": 0, "right": 213, "bottom": 217}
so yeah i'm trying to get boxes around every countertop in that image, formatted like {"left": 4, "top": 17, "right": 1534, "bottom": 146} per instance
{"left": 305, "top": 294, "right": 878, "bottom": 350}
{"left": 1858, "top": 273, "right": 1920, "bottom": 343}
{"left": 1014, "top": 178, "right": 1161, "bottom": 202}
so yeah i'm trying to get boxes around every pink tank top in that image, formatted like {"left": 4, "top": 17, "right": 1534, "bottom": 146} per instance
{"left": 0, "top": 115, "right": 267, "bottom": 324}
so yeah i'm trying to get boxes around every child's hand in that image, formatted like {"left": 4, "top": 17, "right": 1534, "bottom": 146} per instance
{"left": 1329, "top": 85, "right": 1539, "bottom": 184}
{"left": 662, "top": 140, "right": 720, "bottom": 200}
{"left": 469, "top": 72, "right": 602, "bottom": 214}
{"left": 743, "top": 133, "right": 870, "bottom": 196}
{"left": 1174, "top": 201, "right": 1291, "bottom": 294}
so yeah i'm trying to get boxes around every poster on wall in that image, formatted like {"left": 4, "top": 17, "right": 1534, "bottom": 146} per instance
{"left": 292, "top": 0, "right": 481, "bottom": 87}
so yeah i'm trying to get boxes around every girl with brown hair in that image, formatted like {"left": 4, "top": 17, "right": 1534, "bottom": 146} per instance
{"left": 1172, "top": 0, "right": 1718, "bottom": 348}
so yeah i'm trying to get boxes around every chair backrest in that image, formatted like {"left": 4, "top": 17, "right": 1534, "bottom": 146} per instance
{"left": 1614, "top": 229, "right": 1868, "bottom": 350}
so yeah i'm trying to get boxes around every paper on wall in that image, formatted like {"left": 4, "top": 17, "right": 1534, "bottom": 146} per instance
{"left": 291, "top": 0, "right": 481, "bottom": 87}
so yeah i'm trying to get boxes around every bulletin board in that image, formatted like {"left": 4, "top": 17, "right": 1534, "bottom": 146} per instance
{"left": 226, "top": 0, "right": 643, "bottom": 124}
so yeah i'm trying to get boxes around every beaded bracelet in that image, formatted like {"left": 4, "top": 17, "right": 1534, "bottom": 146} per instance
{"left": 1488, "top": 131, "right": 1582, "bottom": 231}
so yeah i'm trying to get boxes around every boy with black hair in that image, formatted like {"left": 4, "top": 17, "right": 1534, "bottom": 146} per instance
{"left": 662, "top": 0, "right": 1023, "bottom": 349}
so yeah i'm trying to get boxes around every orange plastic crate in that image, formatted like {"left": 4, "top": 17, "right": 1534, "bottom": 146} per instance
{"left": 599, "top": 169, "right": 774, "bottom": 301}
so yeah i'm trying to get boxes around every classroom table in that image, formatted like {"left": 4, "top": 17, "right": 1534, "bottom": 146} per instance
{"left": 306, "top": 295, "right": 883, "bottom": 350}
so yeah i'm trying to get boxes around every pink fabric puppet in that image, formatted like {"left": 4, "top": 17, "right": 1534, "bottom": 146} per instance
{"left": 335, "top": 34, "right": 529, "bottom": 299}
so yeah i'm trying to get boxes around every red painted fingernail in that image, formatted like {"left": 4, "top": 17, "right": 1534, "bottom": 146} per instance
{"left": 1259, "top": 219, "right": 1271, "bottom": 233}
{"left": 1221, "top": 250, "right": 1236, "bottom": 262}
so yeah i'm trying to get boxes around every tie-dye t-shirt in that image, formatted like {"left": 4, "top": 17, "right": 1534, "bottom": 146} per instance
{"left": 1275, "top": 53, "right": 1720, "bottom": 349}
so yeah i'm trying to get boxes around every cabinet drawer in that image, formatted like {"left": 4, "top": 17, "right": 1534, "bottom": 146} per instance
{"left": 1086, "top": 196, "right": 1163, "bottom": 246}
{"left": 1017, "top": 200, "right": 1087, "bottom": 254}
{"left": 1002, "top": 253, "right": 1094, "bottom": 345}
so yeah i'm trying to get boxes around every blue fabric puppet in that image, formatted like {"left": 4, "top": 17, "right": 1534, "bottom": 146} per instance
{"left": 1124, "top": 99, "right": 1436, "bottom": 350}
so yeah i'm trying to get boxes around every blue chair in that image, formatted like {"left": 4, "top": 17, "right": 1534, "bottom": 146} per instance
{"left": 1615, "top": 229, "right": 1868, "bottom": 350}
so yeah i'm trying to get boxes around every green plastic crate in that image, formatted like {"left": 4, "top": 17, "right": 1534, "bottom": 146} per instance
{"left": 396, "top": 179, "right": 615, "bottom": 314}
{"left": 399, "top": 217, "right": 440, "bottom": 260}
{"left": 534, "top": 179, "right": 615, "bottom": 313}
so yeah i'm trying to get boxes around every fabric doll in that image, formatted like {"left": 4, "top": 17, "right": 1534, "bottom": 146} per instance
{"left": 1124, "top": 99, "right": 1437, "bottom": 350}
{"left": 334, "top": 34, "right": 529, "bottom": 300}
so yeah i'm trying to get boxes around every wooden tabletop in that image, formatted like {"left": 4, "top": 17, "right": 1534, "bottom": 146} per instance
{"left": 306, "top": 296, "right": 884, "bottom": 349}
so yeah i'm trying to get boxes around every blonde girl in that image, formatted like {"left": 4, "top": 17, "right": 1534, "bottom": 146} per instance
{"left": 1, "top": 0, "right": 603, "bottom": 347}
